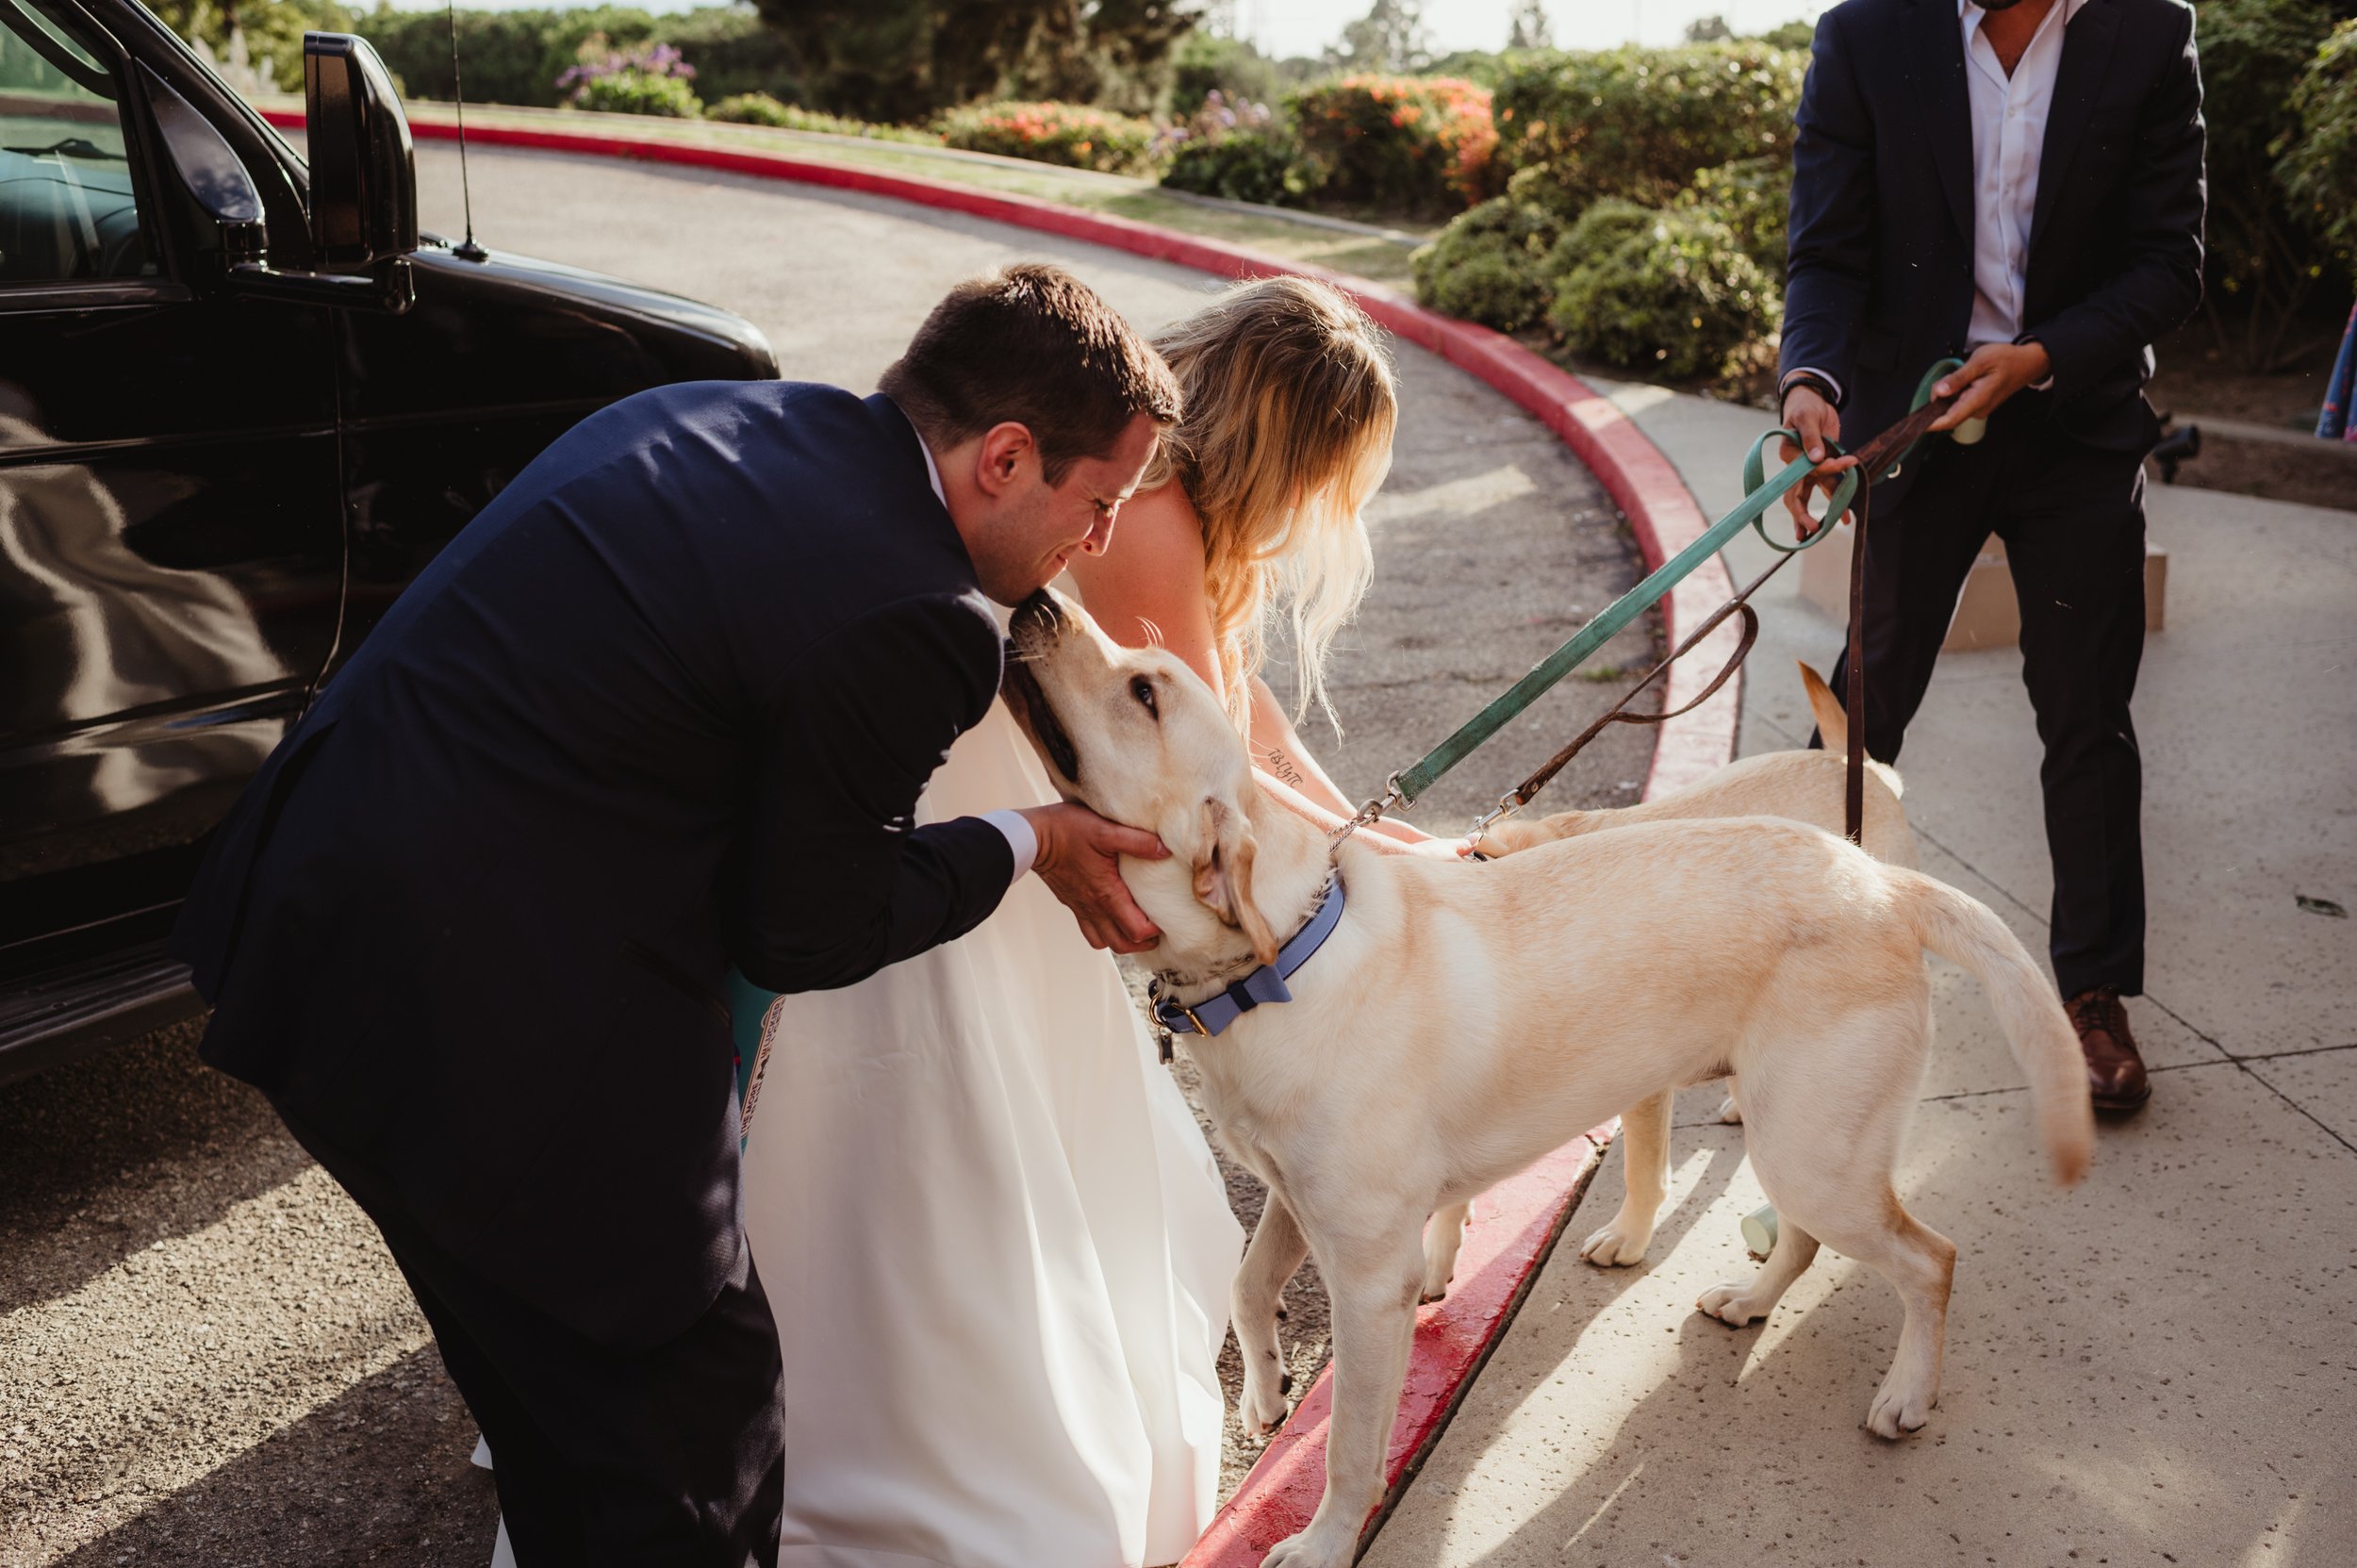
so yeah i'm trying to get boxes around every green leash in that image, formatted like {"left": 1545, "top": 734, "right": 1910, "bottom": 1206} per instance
{"left": 1337, "top": 361, "right": 1963, "bottom": 835}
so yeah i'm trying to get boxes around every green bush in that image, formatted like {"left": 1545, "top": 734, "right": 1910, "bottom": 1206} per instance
{"left": 1409, "top": 195, "right": 1566, "bottom": 331}
{"left": 2276, "top": 18, "right": 2357, "bottom": 280}
{"left": 1548, "top": 196, "right": 1657, "bottom": 256}
{"left": 353, "top": 6, "right": 799, "bottom": 110}
{"left": 1494, "top": 42, "right": 1806, "bottom": 214}
{"left": 935, "top": 100, "right": 1159, "bottom": 173}
{"left": 705, "top": 91, "right": 941, "bottom": 141}
{"left": 570, "top": 67, "right": 702, "bottom": 117}
{"left": 1546, "top": 203, "right": 1781, "bottom": 381}
{"left": 1162, "top": 129, "right": 1318, "bottom": 206}
{"left": 1287, "top": 74, "right": 1499, "bottom": 214}
{"left": 1673, "top": 155, "right": 1788, "bottom": 276}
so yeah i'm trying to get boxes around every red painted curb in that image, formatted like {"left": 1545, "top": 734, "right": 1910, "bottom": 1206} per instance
{"left": 1186, "top": 1133, "right": 1608, "bottom": 1565}
{"left": 273, "top": 107, "right": 1734, "bottom": 1558}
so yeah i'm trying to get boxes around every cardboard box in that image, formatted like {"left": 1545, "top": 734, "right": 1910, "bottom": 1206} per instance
{"left": 1796, "top": 522, "right": 2167, "bottom": 651}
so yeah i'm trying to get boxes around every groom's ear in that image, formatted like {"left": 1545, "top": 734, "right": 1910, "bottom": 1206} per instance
{"left": 1192, "top": 800, "right": 1279, "bottom": 966}
{"left": 972, "top": 421, "right": 1041, "bottom": 497}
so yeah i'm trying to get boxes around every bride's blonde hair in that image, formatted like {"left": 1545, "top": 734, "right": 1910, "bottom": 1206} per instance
{"left": 1143, "top": 274, "right": 1396, "bottom": 732}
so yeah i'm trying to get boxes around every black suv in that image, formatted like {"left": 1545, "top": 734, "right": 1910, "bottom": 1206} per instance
{"left": 0, "top": 3, "right": 777, "bottom": 1081}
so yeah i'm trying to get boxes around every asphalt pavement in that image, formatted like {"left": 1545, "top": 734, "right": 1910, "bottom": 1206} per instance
{"left": 0, "top": 144, "right": 1659, "bottom": 1566}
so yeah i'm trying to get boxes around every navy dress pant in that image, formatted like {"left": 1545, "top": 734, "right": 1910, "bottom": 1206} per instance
{"left": 280, "top": 1106, "right": 786, "bottom": 1568}
{"left": 1821, "top": 391, "right": 2150, "bottom": 999}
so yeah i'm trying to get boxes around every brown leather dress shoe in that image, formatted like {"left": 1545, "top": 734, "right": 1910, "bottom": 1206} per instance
{"left": 2067, "top": 986, "right": 2151, "bottom": 1114}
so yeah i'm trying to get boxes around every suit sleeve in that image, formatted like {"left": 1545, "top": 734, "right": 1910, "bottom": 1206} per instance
{"left": 727, "top": 592, "right": 1016, "bottom": 994}
{"left": 1780, "top": 7, "right": 1878, "bottom": 401}
{"left": 2022, "top": 7, "right": 2206, "bottom": 404}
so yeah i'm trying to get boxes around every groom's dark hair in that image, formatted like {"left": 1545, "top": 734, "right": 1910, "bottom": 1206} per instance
{"left": 881, "top": 264, "right": 1183, "bottom": 484}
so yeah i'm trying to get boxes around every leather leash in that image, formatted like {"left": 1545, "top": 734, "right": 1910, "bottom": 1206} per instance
{"left": 1411, "top": 363, "right": 1965, "bottom": 853}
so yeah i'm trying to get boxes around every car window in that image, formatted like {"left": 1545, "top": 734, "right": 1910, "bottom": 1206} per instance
{"left": 0, "top": 0, "right": 152, "bottom": 283}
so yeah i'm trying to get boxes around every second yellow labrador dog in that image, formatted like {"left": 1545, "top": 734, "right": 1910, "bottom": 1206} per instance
{"left": 1000, "top": 590, "right": 2092, "bottom": 1568}
{"left": 1458, "top": 662, "right": 1916, "bottom": 1281}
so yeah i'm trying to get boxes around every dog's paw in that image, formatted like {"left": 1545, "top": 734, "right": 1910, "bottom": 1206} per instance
{"left": 1715, "top": 1093, "right": 1743, "bottom": 1124}
{"left": 1866, "top": 1378, "right": 1937, "bottom": 1439}
{"left": 1578, "top": 1213, "right": 1654, "bottom": 1267}
{"left": 1239, "top": 1367, "right": 1293, "bottom": 1440}
{"left": 1696, "top": 1281, "right": 1766, "bottom": 1326}
{"left": 1264, "top": 1527, "right": 1353, "bottom": 1568}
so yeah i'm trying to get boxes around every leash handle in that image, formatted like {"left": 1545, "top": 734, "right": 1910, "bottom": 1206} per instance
{"left": 1741, "top": 430, "right": 1857, "bottom": 550}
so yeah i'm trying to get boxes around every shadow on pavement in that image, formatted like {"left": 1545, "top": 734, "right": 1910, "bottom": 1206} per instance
{"left": 46, "top": 1346, "right": 497, "bottom": 1568}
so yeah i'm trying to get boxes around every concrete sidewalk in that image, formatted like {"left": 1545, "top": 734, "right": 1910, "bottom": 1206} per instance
{"left": 1364, "top": 385, "right": 2357, "bottom": 1566}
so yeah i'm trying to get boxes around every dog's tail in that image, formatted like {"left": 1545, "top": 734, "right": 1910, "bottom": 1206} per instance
{"left": 1800, "top": 661, "right": 1904, "bottom": 799}
{"left": 1894, "top": 871, "right": 2094, "bottom": 1186}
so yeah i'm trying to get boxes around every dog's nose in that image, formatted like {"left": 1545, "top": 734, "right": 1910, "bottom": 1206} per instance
{"left": 1011, "top": 589, "right": 1066, "bottom": 638}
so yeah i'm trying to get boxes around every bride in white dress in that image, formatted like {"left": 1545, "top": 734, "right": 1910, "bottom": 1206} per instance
{"left": 749, "top": 277, "right": 1432, "bottom": 1568}
{"left": 484, "top": 276, "right": 1426, "bottom": 1568}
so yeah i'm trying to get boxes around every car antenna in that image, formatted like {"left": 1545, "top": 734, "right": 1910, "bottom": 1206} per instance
{"left": 445, "top": 0, "right": 487, "bottom": 261}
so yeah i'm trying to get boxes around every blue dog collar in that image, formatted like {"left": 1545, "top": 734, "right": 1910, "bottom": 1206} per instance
{"left": 1151, "top": 874, "right": 1346, "bottom": 1038}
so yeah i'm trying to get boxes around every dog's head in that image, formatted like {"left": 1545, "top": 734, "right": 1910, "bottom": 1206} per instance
{"left": 1001, "top": 589, "right": 1280, "bottom": 967}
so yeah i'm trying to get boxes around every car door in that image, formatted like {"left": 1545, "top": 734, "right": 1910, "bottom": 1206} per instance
{"left": 0, "top": 0, "right": 341, "bottom": 971}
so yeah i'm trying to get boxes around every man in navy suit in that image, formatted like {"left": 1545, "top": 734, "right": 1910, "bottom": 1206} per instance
{"left": 171, "top": 264, "right": 1184, "bottom": 1565}
{"left": 1778, "top": 0, "right": 2205, "bottom": 1114}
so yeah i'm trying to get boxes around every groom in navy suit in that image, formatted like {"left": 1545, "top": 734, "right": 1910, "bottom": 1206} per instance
{"left": 171, "top": 264, "right": 1184, "bottom": 1566}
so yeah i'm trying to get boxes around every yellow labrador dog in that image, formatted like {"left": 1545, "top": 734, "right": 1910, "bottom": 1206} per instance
{"left": 1000, "top": 591, "right": 2092, "bottom": 1568}
{"left": 1460, "top": 662, "right": 1915, "bottom": 1275}
{"left": 1476, "top": 661, "right": 1916, "bottom": 867}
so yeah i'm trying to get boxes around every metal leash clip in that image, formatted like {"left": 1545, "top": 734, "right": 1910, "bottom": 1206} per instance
{"left": 1462, "top": 788, "right": 1525, "bottom": 859}
{"left": 1327, "top": 773, "right": 1407, "bottom": 853}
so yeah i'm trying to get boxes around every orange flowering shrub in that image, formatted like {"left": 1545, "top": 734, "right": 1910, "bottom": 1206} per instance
{"left": 1287, "top": 74, "right": 1499, "bottom": 213}
{"left": 935, "top": 100, "right": 1160, "bottom": 175}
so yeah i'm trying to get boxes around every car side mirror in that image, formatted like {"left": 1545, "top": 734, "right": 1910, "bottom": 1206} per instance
{"left": 303, "top": 32, "right": 417, "bottom": 269}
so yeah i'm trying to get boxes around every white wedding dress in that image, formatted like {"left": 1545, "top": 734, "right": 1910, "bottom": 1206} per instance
{"left": 480, "top": 698, "right": 1240, "bottom": 1568}
{"left": 744, "top": 695, "right": 1241, "bottom": 1568}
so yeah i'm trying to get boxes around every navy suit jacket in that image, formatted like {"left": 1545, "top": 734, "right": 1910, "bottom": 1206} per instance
{"left": 171, "top": 381, "right": 1015, "bottom": 1345}
{"left": 1781, "top": 0, "right": 2205, "bottom": 510}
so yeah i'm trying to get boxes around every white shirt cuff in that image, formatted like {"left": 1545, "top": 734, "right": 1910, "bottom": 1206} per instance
{"left": 981, "top": 808, "right": 1038, "bottom": 879}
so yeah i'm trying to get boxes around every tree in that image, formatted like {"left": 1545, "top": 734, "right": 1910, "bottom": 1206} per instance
{"left": 1506, "top": 0, "right": 1552, "bottom": 51}
{"left": 2195, "top": 0, "right": 2343, "bottom": 369}
{"left": 1326, "top": 0, "right": 1432, "bottom": 74}
{"left": 1683, "top": 14, "right": 1734, "bottom": 43}
{"left": 2276, "top": 19, "right": 2357, "bottom": 282}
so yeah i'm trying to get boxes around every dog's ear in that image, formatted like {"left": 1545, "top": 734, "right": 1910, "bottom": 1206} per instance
{"left": 1193, "top": 801, "right": 1280, "bottom": 966}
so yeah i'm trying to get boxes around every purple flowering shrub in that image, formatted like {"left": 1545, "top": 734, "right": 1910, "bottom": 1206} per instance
{"left": 556, "top": 36, "right": 702, "bottom": 118}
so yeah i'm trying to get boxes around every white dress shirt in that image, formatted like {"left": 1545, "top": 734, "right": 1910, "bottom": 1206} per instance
{"left": 1786, "top": 0, "right": 2083, "bottom": 405}
{"left": 901, "top": 404, "right": 1040, "bottom": 878}
{"left": 1961, "top": 0, "right": 2087, "bottom": 349}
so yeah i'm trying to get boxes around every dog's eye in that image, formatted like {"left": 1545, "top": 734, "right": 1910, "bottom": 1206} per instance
{"left": 1130, "top": 676, "right": 1159, "bottom": 718}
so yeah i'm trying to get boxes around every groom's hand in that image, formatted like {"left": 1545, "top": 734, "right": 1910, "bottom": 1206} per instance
{"left": 1020, "top": 803, "right": 1168, "bottom": 954}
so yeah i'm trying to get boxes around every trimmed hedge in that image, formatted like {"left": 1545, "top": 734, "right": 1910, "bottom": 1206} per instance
{"left": 1408, "top": 195, "right": 1565, "bottom": 331}
{"left": 1494, "top": 42, "right": 1805, "bottom": 213}
{"left": 355, "top": 6, "right": 795, "bottom": 109}
{"left": 1673, "top": 155, "right": 1788, "bottom": 276}
{"left": 1162, "top": 129, "right": 1317, "bottom": 206}
{"left": 1289, "top": 74, "right": 1499, "bottom": 214}
{"left": 705, "top": 92, "right": 943, "bottom": 142}
{"left": 935, "top": 100, "right": 1160, "bottom": 174}
{"left": 1547, "top": 203, "right": 1782, "bottom": 381}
